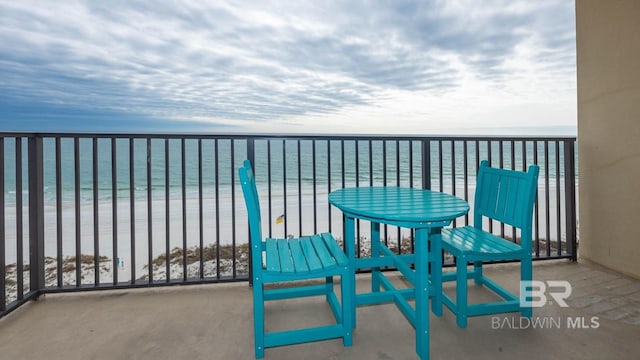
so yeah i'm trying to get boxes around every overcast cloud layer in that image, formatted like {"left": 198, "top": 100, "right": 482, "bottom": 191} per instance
{"left": 0, "top": 0, "right": 576, "bottom": 134}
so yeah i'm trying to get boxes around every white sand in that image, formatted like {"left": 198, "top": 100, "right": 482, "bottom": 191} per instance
{"left": 2, "top": 182, "right": 575, "bottom": 285}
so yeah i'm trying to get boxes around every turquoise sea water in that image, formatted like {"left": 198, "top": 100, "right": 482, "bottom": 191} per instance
{"left": 2, "top": 137, "right": 573, "bottom": 205}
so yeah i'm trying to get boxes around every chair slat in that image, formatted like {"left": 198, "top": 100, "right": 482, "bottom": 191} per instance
{"left": 494, "top": 175, "right": 508, "bottom": 217}
{"left": 321, "top": 233, "right": 349, "bottom": 266}
{"left": 289, "top": 238, "right": 310, "bottom": 273}
{"left": 503, "top": 176, "right": 518, "bottom": 220}
{"left": 277, "top": 238, "right": 295, "bottom": 273}
{"left": 300, "top": 237, "right": 323, "bottom": 271}
{"left": 310, "top": 234, "right": 335, "bottom": 269}
{"left": 266, "top": 238, "right": 280, "bottom": 273}
{"left": 513, "top": 179, "right": 526, "bottom": 226}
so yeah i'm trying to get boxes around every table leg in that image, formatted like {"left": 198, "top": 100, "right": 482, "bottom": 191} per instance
{"left": 345, "top": 216, "right": 357, "bottom": 329}
{"left": 371, "top": 222, "right": 381, "bottom": 292}
{"left": 415, "top": 228, "right": 430, "bottom": 359}
{"left": 431, "top": 227, "right": 443, "bottom": 316}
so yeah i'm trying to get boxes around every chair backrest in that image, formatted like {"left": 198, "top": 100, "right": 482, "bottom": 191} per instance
{"left": 474, "top": 160, "right": 540, "bottom": 243}
{"left": 238, "top": 160, "right": 263, "bottom": 258}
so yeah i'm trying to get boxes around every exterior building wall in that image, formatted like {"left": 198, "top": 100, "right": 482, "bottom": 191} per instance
{"left": 576, "top": 0, "right": 640, "bottom": 278}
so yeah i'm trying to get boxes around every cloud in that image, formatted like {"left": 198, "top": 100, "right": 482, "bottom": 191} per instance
{"left": 0, "top": 0, "right": 576, "bottom": 133}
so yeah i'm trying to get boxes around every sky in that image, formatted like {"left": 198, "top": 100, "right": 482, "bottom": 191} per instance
{"left": 0, "top": 0, "right": 577, "bottom": 135}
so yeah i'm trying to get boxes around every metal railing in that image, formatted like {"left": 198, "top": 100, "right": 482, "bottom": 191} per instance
{"left": 1, "top": 133, "right": 577, "bottom": 318}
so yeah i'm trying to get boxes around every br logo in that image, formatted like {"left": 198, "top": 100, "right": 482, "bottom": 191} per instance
{"left": 520, "top": 280, "right": 572, "bottom": 308}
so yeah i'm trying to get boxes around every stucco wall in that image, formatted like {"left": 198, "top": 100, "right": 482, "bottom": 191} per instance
{"left": 576, "top": 0, "right": 640, "bottom": 278}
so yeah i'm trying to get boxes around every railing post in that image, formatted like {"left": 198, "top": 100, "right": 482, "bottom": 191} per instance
{"left": 28, "top": 135, "right": 45, "bottom": 295}
{"left": 421, "top": 139, "right": 431, "bottom": 190}
{"left": 1, "top": 137, "right": 5, "bottom": 311}
{"left": 247, "top": 137, "right": 255, "bottom": 286}
{"left": 563, "top": 140, "right": 578, "bottom": 261}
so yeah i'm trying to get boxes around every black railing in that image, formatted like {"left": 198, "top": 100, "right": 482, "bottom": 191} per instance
{"left": 1, "top": 133, "right": 577, "bottom": 318}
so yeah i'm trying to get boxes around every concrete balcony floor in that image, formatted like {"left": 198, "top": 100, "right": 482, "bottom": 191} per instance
{"left": 1, "top": 260, "right": 639, "bottom": 360}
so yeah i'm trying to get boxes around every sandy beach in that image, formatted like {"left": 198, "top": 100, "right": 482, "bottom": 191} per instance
{"left": 2, "top": 182, "right": 575, "bottom": 286}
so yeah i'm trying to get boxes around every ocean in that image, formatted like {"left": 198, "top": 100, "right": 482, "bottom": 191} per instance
{"left": 2, "top": 137, "right": 571, "bottom": 204}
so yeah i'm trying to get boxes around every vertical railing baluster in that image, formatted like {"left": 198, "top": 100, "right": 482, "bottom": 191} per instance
{"left": 16, "top": 137, "right": 23, "bottom": 298}
{"left": 487, "top": 140, "right": 493, "bottom": 233}
{"left": 396, "top": 140, "right": 401, "bottom": 253}
{"left": 182, "top": 138, "right": 187, "bottom": 281}
{"left": 214, "top": 139, "right": 220, "bottom": 280}
{"left": 382, "top": 140, "right": 388, "bottom": 247}
{"left": 55, "top": 137, "right": 63, "bottom": 287}
{"left": 340, "top": 140, "right": 345, "bottom": 188}
{"left": 563, "top": 140, "right": 577, "bottom": 261}
{"left": 282, "top": 140, "right": 287, "bottom": 237}
{"left": 312, "top": 140, "right": 317, "bottom": 234}
{"left": 499, "top": 140, "right": 505, "bottom": 238}
{"left": 409, "top": 140, "right": 415, "bottom": 253}
{"left": 146, "top": 138, "right": 153, "bottom": 283}
{"left": 544, "top": 141, "right": 551, "bottom": 256}
{"left": 327, "top": 140, "right": 331, "bottom": 233}
{"left": 475, "top": 140, "right": 480, "bottom": 175}
{"left": 409, "top": 140, "right": 414, "bottom": 187}
{"left": 0, "top": 137, "right": 4, "bottom": 310}
{"left": 355, "top": 141, "right": 361, "bottom": 256}
{"left": 231, "top": 140, "right": 237, "bottom": 278}
{"left": 463, "top": 140, "right": 469, "bottom": 225}
{"left": 534, "top": 140, "right": 540, "bottom": 257}
{"left": 112, "top": 138, "right": 118, "bottom": 284}
{"left": 165, "top": 139, "right": 170, "bottom": 282}
{"left": 74, "top": 137, "right": 80, "bottom": 287}
{"left": 129, "top": 138, "right": 136, "bottom": 283}
{"left": 421, "top": 139, "right": 431, "bottom": 190}
{"left": 246, "top": 138, "right": 255, "bottom": 285}
{"left": 555, "top": 141, "right": 562, "bottom": 256}
{"left": 382, "top": 140, "right": 387, "bottom": 186}
{"left": 341, "top": 140, "right": 346, "bottom": 247}
{"left": 368, "top": 140, "right": 373, "bottom": 187}
{"left": 297, "top": 140, "right": 302, "bottom": 237}
{"left": 396, "top": 140, "right": 401, "bottom": 186}
{"left": 267, "top": 141, "right": 272, "bottom": 238}
{"left": 28, "top": 135, "right": 46, "bottom": 295}
{"left": 451, "top": 140, "right": 456, "bottom": 228}
{"left": 92, "top": 138, "right": 99, "bottom": 286}
{"left": 198, "top": 139, "right": 204, "bottom": 279}
{"left": 511, "top": 140, "right": 516, "bottom": 242}
{"left": 438, "top": 140, "right": 443, "bottom": 193}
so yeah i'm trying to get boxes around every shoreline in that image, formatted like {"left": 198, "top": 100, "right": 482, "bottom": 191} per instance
{"left": 2, "top": 183, "right": 575, "bottom": 279}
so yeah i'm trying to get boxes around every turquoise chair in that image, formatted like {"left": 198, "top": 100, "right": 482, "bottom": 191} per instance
{"left": 441, "top": 160, "right": 540, "bottom": 328}
{"left": 238, "top": 160, "right": 353, "bottom": 359}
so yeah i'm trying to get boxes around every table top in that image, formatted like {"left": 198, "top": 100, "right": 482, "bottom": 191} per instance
{"left": 328, "top": 186, "right": 469, "bottom": 226}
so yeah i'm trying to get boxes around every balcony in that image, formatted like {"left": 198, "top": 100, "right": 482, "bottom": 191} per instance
{"left": 6, "top": 132, "right": 634, "bottom": 359}
{"left": 1, "top": 260, "right": 639, "bottom": 359}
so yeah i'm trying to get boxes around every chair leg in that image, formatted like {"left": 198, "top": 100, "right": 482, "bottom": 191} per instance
{"left": 473, "top": 261, "right": 483, "bottom": 285}
{"left": 456, "top": 256, "right": 468, "bottom": 328}
{"left": 340, "top": 267, "right": 353, "bottom": 346}
{"left": 520, "top": 257, "right": 533, "bottom": 318}
{"left": 371, "top": 222, "right": 381, "bottom": 293}
{"left": 253, "top": 281, "right": 265, "bottom": 359}
{"left": 325, "top": 276, "right": 334, "bottom": 302}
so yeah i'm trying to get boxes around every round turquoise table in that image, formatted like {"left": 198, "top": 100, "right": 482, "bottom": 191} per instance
{"left": 329, "top": 186, "right": 469, "bottom": 360}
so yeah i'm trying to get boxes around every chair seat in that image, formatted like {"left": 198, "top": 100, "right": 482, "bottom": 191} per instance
{"left": 265, "top": 233, "right": 348, "bottom": 276}
{"left": 441, "top": 226, "right": 524, "bottom": 260}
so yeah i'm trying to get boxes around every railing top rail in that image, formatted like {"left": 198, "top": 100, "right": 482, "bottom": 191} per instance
{"left": 0, "top": 131, "right": 577, "bottom": 142}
